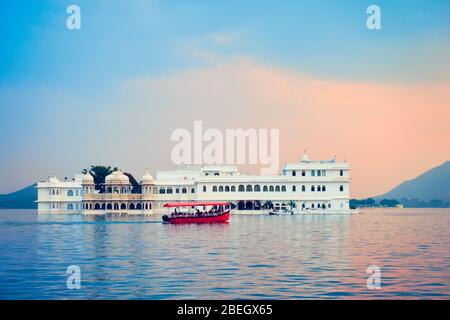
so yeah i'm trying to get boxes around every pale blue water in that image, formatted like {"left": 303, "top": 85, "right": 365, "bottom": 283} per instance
{"left": 0, "top": 209, "right": 449, "bottom": 299}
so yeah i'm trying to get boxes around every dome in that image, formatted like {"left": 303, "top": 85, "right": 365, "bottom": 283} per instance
{"left": 141, "top": 169, "right": 153, "bottom": 184}
{"left": 49, "top": 175, "right": 60, "bottom": 184}
{"left": 301, "top": 154, "right": 309, "bottom": 162}
{"left": 82, "top": 172, "right": 94, "bottom": 184}
{"left": 105, "top": 170, "right": 130, "bottom": 184}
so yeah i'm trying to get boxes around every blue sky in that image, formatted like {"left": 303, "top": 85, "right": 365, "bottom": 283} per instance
{"left": 1, "top": 0, "right": 449, "bottom": 194}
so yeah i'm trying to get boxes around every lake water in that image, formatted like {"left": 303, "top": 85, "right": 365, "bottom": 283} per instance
{"left": 0, "top": 209, "right": 449, "bottom": 299}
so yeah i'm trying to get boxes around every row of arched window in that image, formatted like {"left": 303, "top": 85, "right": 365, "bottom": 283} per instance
{"left": 289, "top": 170, "right": 327, "bottom": 177}
{"left": 203, "top": 184, "right": 345, "bottom": 193}
{"left": 158, "top": 187, "right": 195, "bottom": 194}
{"left": 67, "top": 189, "right": 81, "bottom": 197}
{"left": 81, "top": 202, "right": 152, "bottom": 210}
{"left": 105, "top": 186, "right": 130, "bottom": 194}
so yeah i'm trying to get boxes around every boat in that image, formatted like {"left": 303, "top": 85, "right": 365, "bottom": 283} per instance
{"left": 269, "top": 208, "right": 293, "bottom": 215}
{"left": 162, "top": 201, "right": 231, "bottom": 224}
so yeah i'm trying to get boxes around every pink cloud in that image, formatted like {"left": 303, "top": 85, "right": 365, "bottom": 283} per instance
{"left": 120, "top": 60, "right": 450, "bottom": 198}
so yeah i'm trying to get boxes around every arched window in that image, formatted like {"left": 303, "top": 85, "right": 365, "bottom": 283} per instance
{"left": 302, "top": 185, "right": 306, "bottom": 192}
{"left": 340, "top": 170, "right": 344, "bottom": 176}
{"left": 263, "top": 186, "right": 268, "bottom": 192}
{"left": 94, "top": 203, "right": 100, "bottom": 210}
{"left": 275, "top": 186, "right": 280, "bottom": 192}
{"left": 130, "top": 203, "right": 135, "bottom": 210}
{"left": 311, "top": 170, "right": 315, "bottom": 177}
{"left": 225, "top": 186, "right": 230, "bottom": 192}
{"left": 318, "top": 170, "right": 321, "bottom": 176}
{"left": 269, "top": 186, "right": 274, "bottom": 192}
{"left": 246, "top": 185, "right": 253, "bottom": 192}
{"left": 328, "top": 203, "right": 331, "bottom": 208}
{"left": 107, "top": 203, "right": 112, "bottom": 210}
{"left": 121, "top": 203, "right": 126, "bottom": 210}
{"left": 292, "top": 185, "right": 296, "bottom": 192}
{"left": 340, "top": 185, "right": 344, "bottom": 192}
{"left": 203, "top": 186, "right": 207, "bottom": 192}
{"left": 239, "top": 185, "right": 245, "bottom": 192}
{"left": 231, "top": 186, "right": 236, "bottom": 192}
{"left": 121, "top": 186, "right": 127, "bottom": 194}
{"left": 149, "top": 203, "right": 152, "bottom": 209}
{"left": 176, "top": 188, "right": 180, "bottom": 194}
{"left": 214, "top": 172, "right": 220, "bottom": 176}
{"left": 219, "top": 186, "right": 224, "bottom": 192}
{"left": 317, "top": 185, "right": 321, "bottom": 192}
{"left": 167, "top": 188, "right": 173, "bottom": 194}
{"left": 67, "top": 190, "right": 74, "bottom": 197}
{"left": 114, "top": 203, "right": 119, "bottom": 210}
{"left": 311, "top": 185, "right": 315, "bottom": 192}
{"left": 159, "top": 188, "right": 166, "bottom": 194}
{"left": 312, "top": 203, "right": 315, "bottom": 209}
{"left": 67, "top": 203, "right": 74, "bottom": 210}
{"left": 281, "top": 185, "right": 286, "bottom": 192}
{"left": 292, "top": 170, "right": 296, "bottom": 176}
{"left": 182, "top": 188, "right": 187, "bottom": 194}
{"left": 136, "top": 203, "right": 142, "bottom": 210}
{"left": 302, "top": 170, "right": 305, "bottom": 176}
{"left": 254, "top": 185, "right": 261, "bottom": 192}
{"left": 213, "top": 186, "right": 218, "bottom": 192}
{"left": 322, "top": 185, "right": 326, "bottom": 192}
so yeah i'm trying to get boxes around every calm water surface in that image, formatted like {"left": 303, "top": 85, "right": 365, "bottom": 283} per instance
{"left": 0, "top": 209, "right": 449, "bottom": 299}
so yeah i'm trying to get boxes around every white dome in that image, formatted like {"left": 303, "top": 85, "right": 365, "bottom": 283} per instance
{"left": 141, "top": 169, "right": 153, "bottom": 184}
{"left": 82, "top": 172, "right": 94, "bottom": 184}
{"left": 49, "top": 175, "right": 60, "bottom": 184}
{"left": 301, "top": 154, "right": 309, "bottom": 162}
{"left": 105, "top": 170, "right": 130, "bottom": 184}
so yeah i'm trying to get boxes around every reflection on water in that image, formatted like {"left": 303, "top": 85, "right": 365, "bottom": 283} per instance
{"left": 0, "top": 209, "right": 449, "bottom": 299}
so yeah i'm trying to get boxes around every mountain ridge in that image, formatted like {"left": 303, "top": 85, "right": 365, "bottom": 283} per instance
{"left": 376, "top": 161, "right": 450, "bottom": 201}
{"left": 0, "top": 184, "right": 37, "bottom": 209}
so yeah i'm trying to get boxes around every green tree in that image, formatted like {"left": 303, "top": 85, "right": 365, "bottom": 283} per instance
{"left": 288, "top": 200, "right": 296, "bottom": 211}
{"left": 380, "top": 199, "right": 399, "bottom": 207}
{"left": 123, "top": 172, "right": 142, "bottom": 194}
{"left": 263, "top": 200, "right": 274, "bottom": 210}
{"left": 82, "top": 165, "right": 117, "bottom": 193}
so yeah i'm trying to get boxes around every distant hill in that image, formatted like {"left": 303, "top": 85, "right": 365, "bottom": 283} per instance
{"left": 377, "top": 161, "right": 450, "bottom": 201}
{"left": 0, "top": 184, "right": 37, "bottom": 209}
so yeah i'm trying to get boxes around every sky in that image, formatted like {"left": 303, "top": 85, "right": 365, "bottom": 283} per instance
{"left": 0, "top": 0, "right": 449, "bottom": 197}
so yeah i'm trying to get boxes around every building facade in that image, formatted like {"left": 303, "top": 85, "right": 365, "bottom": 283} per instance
{"left": 36, "top": 154, "right": 351, "bottom": 214}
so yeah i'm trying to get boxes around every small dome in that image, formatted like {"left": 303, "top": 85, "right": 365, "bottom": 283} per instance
{"left": 105, "top": 170, "right": 130, "bottom": 184}
{"left": 141, "top": 169, "right": 153, "bottom": 184}
{"left": 301, "top": 154, "right": 309, "bottom": 162}
{"left": 49, "top": 175, "right": 60, "bottom": 184}
{"left": 82, "top": 172, "right": 94, "bottom": 184}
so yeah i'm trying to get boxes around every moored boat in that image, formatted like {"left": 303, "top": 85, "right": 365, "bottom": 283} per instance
{"left": 162, "top": 201, "right": 231, "bottom": 224}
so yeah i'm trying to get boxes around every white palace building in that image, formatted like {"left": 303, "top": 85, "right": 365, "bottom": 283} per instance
{"left": 36, "top": 154, "right": 351, "bottom": 214}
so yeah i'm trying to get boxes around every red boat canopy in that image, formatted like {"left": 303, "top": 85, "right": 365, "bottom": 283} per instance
{"left": 163, "top": 201, "right": 230, "bottom": 208}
